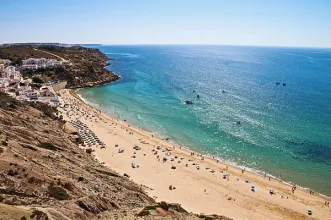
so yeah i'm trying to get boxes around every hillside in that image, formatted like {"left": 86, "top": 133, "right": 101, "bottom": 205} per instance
{"left": 0, "top": 44, "right": 119, "bottom": 88}
{"left": 0, "top": 92, "right": 230, "bottom": 220}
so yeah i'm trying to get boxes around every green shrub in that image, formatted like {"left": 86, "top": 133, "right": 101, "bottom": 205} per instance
{"left": 30, "top": 210, "right": 48, "bottom": 219}
{"left": 7, "top": 169, "right": 18, "bottom": 176}
{"left": 28, "top": 176, "right": 36, "bottom": 183}
{"left": 47, "top": 185, "right": 69, "bottom": 200}
{"left": 32, "top": 77, "right": 43, "bottom": 84}
{"left": 37, "top": 142, "right": 57, "bottom": 151}
{"left": 137, "top": 209, "right": 150, "bottom": 217}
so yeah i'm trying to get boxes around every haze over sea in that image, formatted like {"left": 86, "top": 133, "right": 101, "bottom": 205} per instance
{"left": 79, "top": 45, "right": 331, "bottom": 196}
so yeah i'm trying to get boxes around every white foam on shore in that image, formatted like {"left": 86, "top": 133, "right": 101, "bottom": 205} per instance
{"left": 76, "top": 94, "right": 88, "bottom": 104}
{"left": 71, "top": 89, "right": 330, "bottom": 199}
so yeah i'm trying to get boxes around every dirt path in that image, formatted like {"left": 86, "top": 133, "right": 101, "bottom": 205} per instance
{"left": 33, "top": 48, "right": 68, "bottom": 62}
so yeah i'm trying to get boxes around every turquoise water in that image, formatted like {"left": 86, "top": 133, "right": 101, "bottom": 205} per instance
{"left": 79, "top": 45, "right": 331, "bottom": 195}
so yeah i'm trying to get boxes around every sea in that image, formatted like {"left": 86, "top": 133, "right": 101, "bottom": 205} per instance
{"left": 78, "top": 45, "right": 331, "bottom": 196}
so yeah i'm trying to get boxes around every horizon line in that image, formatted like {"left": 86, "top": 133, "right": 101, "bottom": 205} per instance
{"left": 1, "top": 42, "right": 331, "bottom": 49}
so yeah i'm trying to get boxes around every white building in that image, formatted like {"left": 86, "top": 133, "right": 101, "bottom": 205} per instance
{"left": 21, "top": 64, "right": 38, "bottom": 70}
{"left": 21, "top": 58, "right": 63, "bottom": 70}
{"left": 24, "top": 90, "right": 39, "bottom": 100}
{"left": 3, "top": 66, "right": 21, "bottom": 80}
{"left": 39, "top": 86, "right": 56, "bottom": 97}
{"left": 22, "top": 58, "right": 47, "bottom": 65}
{"left": 0, "top": 78, "right": 9, "bottom": 88}
{"left": 17, "top": 85, "right": 32, "bottom": 94}
{"left": 46, "top": 59, "right": 62, "bottom": 68}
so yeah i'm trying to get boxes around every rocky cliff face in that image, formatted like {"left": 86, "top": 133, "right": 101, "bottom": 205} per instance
{"left": 45, "top": 46, "right": 120, "bottom": 88}
{"left": 0, "top": 93, "right": 231, "bottom": 220}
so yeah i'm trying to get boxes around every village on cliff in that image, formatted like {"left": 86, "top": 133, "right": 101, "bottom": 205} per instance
{"left": 0, "top": 57, "right": 68, "bottom": 106}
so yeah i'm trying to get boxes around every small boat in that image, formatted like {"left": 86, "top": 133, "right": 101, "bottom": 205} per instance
{"left": 185, "top": 100, "right": 193, "bottom": 104}
{"left": 236, "top": 121, "right": 241, "bottom": 125}
{"left": 197, "top": 94, "right": 200, "bottom": 98}
{"left": 283, "top": 83, "right": 286, "bottom": 86}
{"left": 276, "top": 82, "right": 280, "bottom": 85}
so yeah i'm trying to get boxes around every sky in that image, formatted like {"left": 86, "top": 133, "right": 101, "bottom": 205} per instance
{"left": 0, "top": 0, "right": 331, "bottom": 47}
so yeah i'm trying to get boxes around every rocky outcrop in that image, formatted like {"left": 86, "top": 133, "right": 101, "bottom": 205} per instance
{"left": 77, "top": 196, "right": 119, "bottom": 214}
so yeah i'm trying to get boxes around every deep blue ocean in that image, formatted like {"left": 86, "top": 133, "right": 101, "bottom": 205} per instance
{"left": 79, "top": 45, "right": 331, "bottom": 195}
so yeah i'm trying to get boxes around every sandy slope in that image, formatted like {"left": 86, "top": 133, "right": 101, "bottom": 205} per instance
{"left": 58, "top": 89, "right": 331, "bottom": 220}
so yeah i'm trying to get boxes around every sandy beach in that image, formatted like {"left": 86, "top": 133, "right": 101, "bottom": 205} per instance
{"left": 58, "top": 89, "right": 331, "bottom": 220}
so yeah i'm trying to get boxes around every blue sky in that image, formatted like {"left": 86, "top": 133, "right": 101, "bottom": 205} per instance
{"left": 0, "top": 0, "right": 331, "bottom": 47}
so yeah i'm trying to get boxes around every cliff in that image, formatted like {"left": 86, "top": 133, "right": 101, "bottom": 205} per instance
{"left": 0, "top": 92, "right": 231, "bottom": 220}
{"left": 0, "top": 45, "right": 120, "bottom": 88}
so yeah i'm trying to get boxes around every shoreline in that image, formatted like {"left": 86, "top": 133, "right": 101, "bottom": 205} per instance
{"left": 75, "top": 88, "right": 330, "bottom": 200}
{"left": 58, "top": 88, "right": 331, "bottom": 219}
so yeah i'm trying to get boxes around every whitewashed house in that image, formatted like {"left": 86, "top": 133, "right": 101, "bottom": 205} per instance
{"left": 21, "top": 64, "right": 38, "bottom": 70}
{"left": 22, "top": 58, "right": 63, "bottom": 70}
{"left": 0, "top": 78, "right": 9, "bottom": 88}
{"left": 0, "top": 64, "right": 4, "bottom": 73}
{"left": 3, "top": 66, "right": 21, "bottom": 80}
{"left": 17, "top": 85, "right": 32, "bottom": 95}
{"left": 25, "top": 90, "right": 39, "bottom": 100}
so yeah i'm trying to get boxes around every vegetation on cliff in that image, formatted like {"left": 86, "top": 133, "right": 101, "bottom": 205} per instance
{"left": 0, "top": 44, "right": 119, "bottom": 88}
